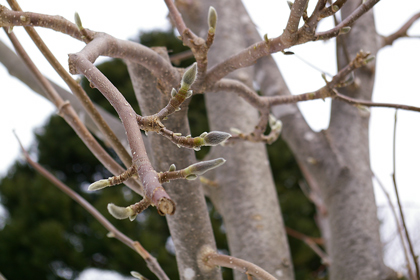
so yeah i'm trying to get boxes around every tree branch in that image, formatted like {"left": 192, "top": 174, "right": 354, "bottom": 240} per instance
{"left": 199, "top": 247, "right": 279, "bottom": 280}
{"left": 392, "top": 110, "right": 420, "bottom": 279}
{"left": 381, "top": 11, "right": 420, "bottom": 47}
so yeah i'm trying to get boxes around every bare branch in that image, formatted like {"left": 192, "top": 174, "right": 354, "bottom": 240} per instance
{"left": 315, "top": 0, "right": 380, "bottom": 40}
{"left": 0, "top": 4, "right": 92, "bottom": 42}
{"left": 199, "top": 246, "right": 279, "bottom": 280}
{"left": 69, "top": 46, "right": 175, "bottom": 215}
{"left": 373, "top": 173, "right": 416, "bottom": 280}
{"left": 381, "top": 12, "right": 420, "bottom": 47}
{"left": 391, "top": 110, "right": 420, "bottom": 279}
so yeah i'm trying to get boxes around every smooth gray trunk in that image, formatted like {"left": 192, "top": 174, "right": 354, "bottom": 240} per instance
{"left": 127, "top": 57, "right": 222, "bottom": 280}
{"left": 178, "top": 1, "right": 294, "bottom": 279}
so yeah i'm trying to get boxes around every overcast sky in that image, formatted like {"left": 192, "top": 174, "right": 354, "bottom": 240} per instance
{"left": 0, "top": 0, "right": 419, "bottom": 278}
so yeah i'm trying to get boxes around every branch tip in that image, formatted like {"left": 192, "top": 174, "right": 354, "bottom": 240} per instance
{"left": 181, "top": 62, "right": 198, "bottom": 89}
{"left": 202, "top": 131, "right": 231, "bottom": 146}
{"left": 88, "top": 179, "right": 110, "bottom": 191}
{"left": 208, "top": 6, "right": 217, "bottom": 32}
{"left": 107, "top": 203, "right": 135, "bottom": 220}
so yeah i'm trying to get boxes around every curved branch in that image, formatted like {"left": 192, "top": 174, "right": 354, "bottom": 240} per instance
{"left": 69, "top": 48, "right": 175, "bottom": 215}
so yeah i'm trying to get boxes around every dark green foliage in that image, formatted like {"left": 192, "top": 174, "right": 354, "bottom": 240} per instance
{"left": 0, "top": 29, "right": 325, "bottom": 280}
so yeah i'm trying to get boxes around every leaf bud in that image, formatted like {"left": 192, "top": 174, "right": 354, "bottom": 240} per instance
{"left": 131, "top": 271, "right": 147, "bottom": 280}
{"left": 88, "top": 179, "right": 110, "bottom": 191}
{"left": 186, "top": 174, "right": 198, "bottom": 180}
{"left": 287, "top": 1, "right": 293, "bottom": 10}
{"left": 107, "top": 203, "right": 135, "bottom": 220}
{"left": 339, "top": 26, "right": 351, "bottom": 35}
{"left": 186, "top": 158, "right": 226, "bottom": 177}
{"left": 169, "top": 164, "right": 176, "bottom": 172}
{"left": 364, "top": 56, "right": 375, "bottom": 64}
{"left": 208, "top": 6, "right": 218, "bottom": 32}
{"left": 331, "top": 5, "right": 339, "bottom": 12}
{"left": 171, "top": 88, "right": 177, "bottom": 98}
{"left": 230, "top": 127, "right": 242, "bottom": 135}
{"left": 74, "top": 12, "right": 83, "bottom": 31}
{"left": 202, "top": 131, "right": 231, "bottom": 146}
{"left": 181, "top": 63, "right": 197, "bottom": 89}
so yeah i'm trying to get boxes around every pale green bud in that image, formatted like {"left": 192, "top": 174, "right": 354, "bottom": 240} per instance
{"left": 88, "top": 179, "right": 110, "bottom": 191}
{"left": 186, "top": 174, "right": 198, "bottom": 180}
{"left": 208, "top": 6, "right": 217, "bottom": 32}
{"left": 107, "top": 203, "right": 135, "bottom": 220}
{"left": 287, "top": 1, "right": 293, "bottom": 9}
{"left": 131, "top": 271, "right": 146, "bottom": 280}
{"left": 171, "top": 88, "right": 177, "bottom": 98}
{"left": 331, "top": 5, "right": 339, "bottom": 12}
{"left": 187, "top": 158, "right": 226, "bottom": 176}
{"left": 339, "top": 27, "right": 351, "bottom": 35}
{"left": 74, "top": 12, "right": 83, "bottom": 30}
{"left": 230, "top": 127, "right": 242, "bottom": 135}
{"left": 169, "top": 164, "right": 176, "bottom": 172}
{"left": 364, "top": 56, "right": 375, "bottom": 64}
{"left": 181, "top": 63, "right": 197, "bottom": 89}
{"left": 186, "top": 90, "right": 193, "bottom": 99}
{"left": 106, "top": 232, "right": 115, "bottom": 238}
{"left": 202, "top": 131, "right": 231, "bottom": 146}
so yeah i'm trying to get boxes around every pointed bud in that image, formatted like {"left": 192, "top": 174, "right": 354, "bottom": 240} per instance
{"left": 331, "top": 5, "right": 339, "bottom": 12}
{"left": 339, "top": 26, "right": 351, "bottom": 35}
{"left": 181, "top": 63, "right": 197, "bottom": 89}
{"left": 169, "top": 164, "right": 176, "bottom": 172}
{"left": 202, "top": 131, "right": 231, "bottom": 146}
{"left": 287, "top": 1, "right": 294, "bottom": 9}
{"left": 230, "top": 127, "right": 242, "bottom": 135}
{"left": 74, "top": 12, "right": 83, "bottom": 30}
{"left": 88, "top": 179, "right": 110, "bottom": 191}
{"left": 186, "top": 158, "right": 226, "bottom": 176}
{"left": 186, "top": 90, "right": 193, "bottom": 99}
{"left": 269, "top": 115, "right": 282, "bottom": 132}
{"left": 171, "top": 88, "right": 177, "bottom": 98}
{"left": 364, "top": 56, "right": 375, "bottom": 64}
{"left": 131, "top": 271, "right": 147, "bottom": 280}
{"left": 208, "top": 6, "right": 217, "bottom": 32}
{"left": 186, "top": 174, "right": 198, "bottom": 180}
{"left": 107, "top": 203, "right": 135, "bottom": 220}
{"left": 106, "top": 232, "right": 115, "bottom": 238}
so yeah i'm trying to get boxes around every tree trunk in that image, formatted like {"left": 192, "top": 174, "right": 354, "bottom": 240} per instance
{"left": 127, "top": 56, "right": 222, "bottom": 280}
{"left": 178, "top": 1, "right": 294, "bottom": 279}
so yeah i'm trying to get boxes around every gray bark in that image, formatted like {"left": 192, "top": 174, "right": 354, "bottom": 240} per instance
{"left": 126, "top": 56, "right": 222, "bottom": 280}
{"left": 324, "top": 2, "right": 396, "bottom": 279}
{"left": 178, "top": 1, "right": 294, "bottom": 279}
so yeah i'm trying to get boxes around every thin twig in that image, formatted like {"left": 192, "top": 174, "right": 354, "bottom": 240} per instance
{"left": 382, "top": 12, "right": 420, "bottom": 47}
{"left": 13, "top": 132, "right": 169, "bottom": 280}
{"left": 373, "top": 173, "right": 415, "bottom": 280}
{"left": 200, "top": 247, "right": 278, "bottom": 280}
{"left": 392, "top": 110, "right": 420, "bottom": 279}
{"left": 286, "top": 227, "right": 330, "bottom": 265}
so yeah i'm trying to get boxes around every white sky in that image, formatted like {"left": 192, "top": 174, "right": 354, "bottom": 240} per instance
{"left": 0, "top": 0, "right": 420, "bottom": 278}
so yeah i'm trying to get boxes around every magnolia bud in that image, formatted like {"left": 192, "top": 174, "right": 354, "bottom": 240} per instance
{"left": 74, "top": 12, "right": 83, "bottom": 30}
{"left": 169, "top": 164, "right": 176, "bottom": 172}
{"left": 186, "top": 158, "right": 226, "bottom": 176}
{"left": 131, "top": 271, "right": 146, "bottom": 280}
{"left": 202, "top": 131, "right": 231, "bottom": 146}
{"left": 181, "top": 63, "right": 197, "bottom": 89}
{"left": 339, "top": 27, "right": 351, "bottom": 35}
{"left": 107, "top": 203, "right": 135, "bottom": 220}
{"left": 208, "top": 6, "right": 217, "bottom": 32}
{"left": 88, "top": 179, "right": 110, "bottom": 191}
{"left": 171, "top": 88, "right": 177, "bottom": 98}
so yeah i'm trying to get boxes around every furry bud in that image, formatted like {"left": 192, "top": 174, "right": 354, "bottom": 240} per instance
{"left": 88, "top": 179, "right": 110, "bottom": 191}
{"left": 181, "top": 63, "right": 197, "bottom": 89}
{"left": 107, "top": 203, "right": 135, "bottom": 220}
{"left": 202, "top": 131, "right": 231, "bottom": 146}
{"left": 208, "top": 6, "right": 217, "bottom": 32}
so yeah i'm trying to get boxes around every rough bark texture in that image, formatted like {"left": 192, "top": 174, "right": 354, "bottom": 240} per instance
{"left": 126, "top": 57, "right": 222, "bottom": 280}
{"left": 178, "top": 1, "right": 294, "bottom": 279}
